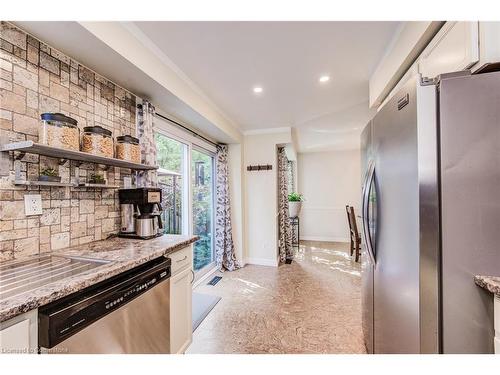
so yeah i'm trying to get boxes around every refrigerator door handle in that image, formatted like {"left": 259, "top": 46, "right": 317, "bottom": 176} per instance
{"left": 362, "top": 161, "right": 376, "bottom": 265}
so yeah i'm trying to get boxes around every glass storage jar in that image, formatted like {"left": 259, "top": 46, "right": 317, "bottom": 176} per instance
{"left": 81, "top": 126, "right": 114, "bottom": 158}
{"left": 39, "top": 113, "right": 80, "bottom": 151}
{"left": 116, "top": 135, "right": 141, "bottom": 163}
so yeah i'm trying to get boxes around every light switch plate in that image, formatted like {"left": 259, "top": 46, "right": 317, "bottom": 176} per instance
{"left": 24, "top": 194, "right": 42, "bottom": 215}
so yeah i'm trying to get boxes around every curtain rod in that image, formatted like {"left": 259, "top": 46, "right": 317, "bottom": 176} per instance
{"left": 154, "top": 112, "right": 219, "bottom": 148}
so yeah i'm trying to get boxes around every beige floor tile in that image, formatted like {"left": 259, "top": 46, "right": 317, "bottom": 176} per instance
{"left": 187, "top": 241, "right": 366, "bottom": 354}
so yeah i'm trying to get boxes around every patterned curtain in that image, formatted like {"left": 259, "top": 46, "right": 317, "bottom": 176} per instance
{"left": 215, "top": 144, "right": 240, "bottom": 271}
{"left": 278, "top": 147, "right": 293, "bottom": 262}
{"left": 136, "top": 100, "right": 158, "bottom": 187}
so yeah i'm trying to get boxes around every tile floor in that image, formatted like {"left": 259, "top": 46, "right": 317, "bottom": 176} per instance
{"left": 186, "top": 241, "right": 366, "bottom": 354}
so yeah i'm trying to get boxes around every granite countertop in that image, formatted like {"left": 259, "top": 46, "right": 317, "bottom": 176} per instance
{"left": 0, "top": 234, "right": 198, "bottom": 323}
{"left": 474, "top": 275, "right": 500, "bottom": 297}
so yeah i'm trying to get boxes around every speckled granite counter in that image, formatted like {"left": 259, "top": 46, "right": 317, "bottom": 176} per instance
{"left": 0, "top": 234, "right": 198, "bottom": 323}
{"left": 474, "top": 275, "right": 500, "bottom": 297}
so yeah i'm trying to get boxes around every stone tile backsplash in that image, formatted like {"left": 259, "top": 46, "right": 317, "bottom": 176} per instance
{"left": 0, "top": 22, "right": 139, "bottom": 261}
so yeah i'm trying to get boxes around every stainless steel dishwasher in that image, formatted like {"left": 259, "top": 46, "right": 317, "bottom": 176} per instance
{"left": 38, "top": 257, "right": 171, "bottom": 354}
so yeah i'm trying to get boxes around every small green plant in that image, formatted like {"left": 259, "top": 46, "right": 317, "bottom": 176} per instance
{"left": 89, "top": 173, "right": 106, "bottom": 184}
{"left": 41, "top": 167, "right": 58, "bottom": 177}
{"left": 288, "top": 192, "right": 303, "bottom": 202}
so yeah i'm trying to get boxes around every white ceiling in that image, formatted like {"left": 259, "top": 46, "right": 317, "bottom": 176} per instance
{"left": 134, "top": 21, "right": 401, "bottom": 151}
{"left": 14, "top": 21, "right": 239, "bottom": 144}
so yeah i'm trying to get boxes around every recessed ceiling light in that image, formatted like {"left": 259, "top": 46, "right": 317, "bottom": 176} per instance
{"left": 253, "top": 86, "right": 263, "bottom": 94}
{"left": 319, "top": 75, "right": 330, "bottom": 83}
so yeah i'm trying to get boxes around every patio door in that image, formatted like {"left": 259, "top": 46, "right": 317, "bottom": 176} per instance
{"left": 154, "top": 114, "right": 217, "bottom": 281}
{"left": 191, "top": 147, "right": 215, "bottom": 277}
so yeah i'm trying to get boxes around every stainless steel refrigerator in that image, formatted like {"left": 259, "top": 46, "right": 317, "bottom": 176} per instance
{"left": 360, "top": 70, "right": 500, "bottom": 354}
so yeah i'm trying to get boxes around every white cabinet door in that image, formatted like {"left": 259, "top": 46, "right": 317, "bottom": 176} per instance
{"left": 0, "top": 309, "right": 37, "bottom": 354}
{"left": 474, "top": 22, "right": 500, "bottom": 72}
{"left": 419, "top": 21, "right": 479, "bottom": 79}
{"left": 0, "top": 320, "right": 30, "bottom": 354}
{"left": 170, "top": 267, "right": 193, "bottom": 354}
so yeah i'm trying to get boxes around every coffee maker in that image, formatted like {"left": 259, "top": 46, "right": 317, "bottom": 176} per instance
{"left": 118, "top": 188, "right": 164, "bottom": 239}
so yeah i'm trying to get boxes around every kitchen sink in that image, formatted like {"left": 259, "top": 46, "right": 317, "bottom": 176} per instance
{"left": 0, "top": 254, "right": 112, "bottom": 300}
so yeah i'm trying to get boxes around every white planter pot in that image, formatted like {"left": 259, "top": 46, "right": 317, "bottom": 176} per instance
{"left": 289, "top": 201, "right": 302, "bottom": 218}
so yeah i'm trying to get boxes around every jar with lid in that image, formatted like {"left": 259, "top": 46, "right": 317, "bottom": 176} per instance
{"left": 81, "top": 126, "right": 114, "bottom": 158}
{"left": 39, "top": 113, "right": 80, "bottom": 151}
{"left": 116, "top": 135, "right": 141, "bottom": 163}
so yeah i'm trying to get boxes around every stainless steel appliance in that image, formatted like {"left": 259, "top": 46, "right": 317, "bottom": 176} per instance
{"left": 360, "top": 70, "right": 500, "bottom": 354}
{"left": 119, "top": 188, "right": 164, "bottom": 239}
{"left": 39, "top": 257, "right": 171, "bottom": 354}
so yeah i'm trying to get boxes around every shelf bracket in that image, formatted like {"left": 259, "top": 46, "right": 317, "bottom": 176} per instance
{"left": 14, "top": 151, "right": 26, "bottom": 161}
{"left": 133, "top": 170, "right": 139, "bottom": 187}
{"left": 14, "top": 159, "right": 24, "bottom": 182}
{"left": 74, "top": 166, "right": 80, "bottom": 186}
{"left": 98, "top": 164, "right": 111, "bottom": 171}
{"left": 58, "top": 158, "right": 69, "bottom": 166}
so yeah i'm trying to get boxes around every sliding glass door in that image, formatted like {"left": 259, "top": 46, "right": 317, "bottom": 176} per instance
{"left": 155, "top": 115, "right": 217, "bottom": 280}
{"left": 191, "top": 148, "right": 215, "bottom": 274}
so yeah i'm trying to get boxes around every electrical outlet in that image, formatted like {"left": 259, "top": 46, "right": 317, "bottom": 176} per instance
{"left": 123, "top": 176, "right": 132, "bottom": 188}
{"left": 24, "top": 194, "right": 42, "bottom": 216}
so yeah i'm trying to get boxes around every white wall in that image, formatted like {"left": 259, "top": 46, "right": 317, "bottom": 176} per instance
{"left": 228, "top": 143, "right": 245, "bottom": 265}
{"left": 243, "top": 129, "right": 292, "bottom": 266}
{"left": 297, "top": 149, "right": 361, "bottom": 242}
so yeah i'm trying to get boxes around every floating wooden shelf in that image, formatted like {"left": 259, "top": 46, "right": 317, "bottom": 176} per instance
{"left": 13, "top": 180, "right": 121, "bottom": 189}
{"left": 13, "top": 180, "right": 75, "bottom": 187}
{"left": 1, "top": 141, "right": 157, "bottom": 171}
{"left": 76, "top": 183, "right": 121, "bottom": 189}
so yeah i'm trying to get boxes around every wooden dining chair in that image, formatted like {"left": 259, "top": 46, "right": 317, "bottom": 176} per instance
{"left": 346, "top": 205, "right": 361, "bottom": 262}
{"left": 345, "top": 205, "right": 354, "bottom": 256}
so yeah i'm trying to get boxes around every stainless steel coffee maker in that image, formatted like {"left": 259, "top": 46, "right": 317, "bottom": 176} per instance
{"left": 118, "top": 188, "right": 164, "bottom": 239}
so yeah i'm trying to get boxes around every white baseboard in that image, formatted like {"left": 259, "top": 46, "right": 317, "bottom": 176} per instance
{"left": 300, "top": 236, "right": 350, "bottom": 243}
{"left": 244, "top": 257, "right": 279, "bottom": 267}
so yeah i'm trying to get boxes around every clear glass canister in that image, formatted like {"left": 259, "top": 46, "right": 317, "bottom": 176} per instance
{"left": 39, "top": 113, "right": 80, "bottom": 151}
{"left": 116, "top": 135, "right": 141, "bottom": 163}
{"left": 81, "top": 126, "right": 114, "bottom": 158}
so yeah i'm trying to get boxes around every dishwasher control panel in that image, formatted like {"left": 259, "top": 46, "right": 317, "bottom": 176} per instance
{"left": 38, "top": 257, "right": 171, "bottom": 349}
{"left": 105, "top": 275, "right": 159, "bottom": 310}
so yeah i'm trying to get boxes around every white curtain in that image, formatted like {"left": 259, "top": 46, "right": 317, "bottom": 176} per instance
{"left": 214, "top": 144, "right": 240, "bottom": 271}
{"left": 278, "top": 147, "right": 293, "bottom": 262}
{"left": 136, "top": 100, "right": 158, "bottom": 187}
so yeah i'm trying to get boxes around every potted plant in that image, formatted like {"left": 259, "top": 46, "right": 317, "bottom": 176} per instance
{"left": 88, "top": 173, "right": 106, "bottom": 185}
{"left": 39, "top": 167, "right": 61, "bottom": 182}
{"left": 288, "top": 192, "right": 304, "bottom": 218}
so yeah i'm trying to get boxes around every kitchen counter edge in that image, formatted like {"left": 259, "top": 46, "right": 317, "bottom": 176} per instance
{"left": 0, "top": 235, "right": 198, "bottom": 323}
{"left": 474, "top": 275, "right": 500, "bottom": 297}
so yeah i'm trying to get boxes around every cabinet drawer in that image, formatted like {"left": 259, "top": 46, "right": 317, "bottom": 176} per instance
{"left": 170, "top": 245, "right": 193, "bottom": 275}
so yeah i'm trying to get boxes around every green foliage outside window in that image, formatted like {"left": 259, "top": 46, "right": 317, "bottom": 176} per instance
{"left": 155, "top": 133, "right": 213, "bottom": 271}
